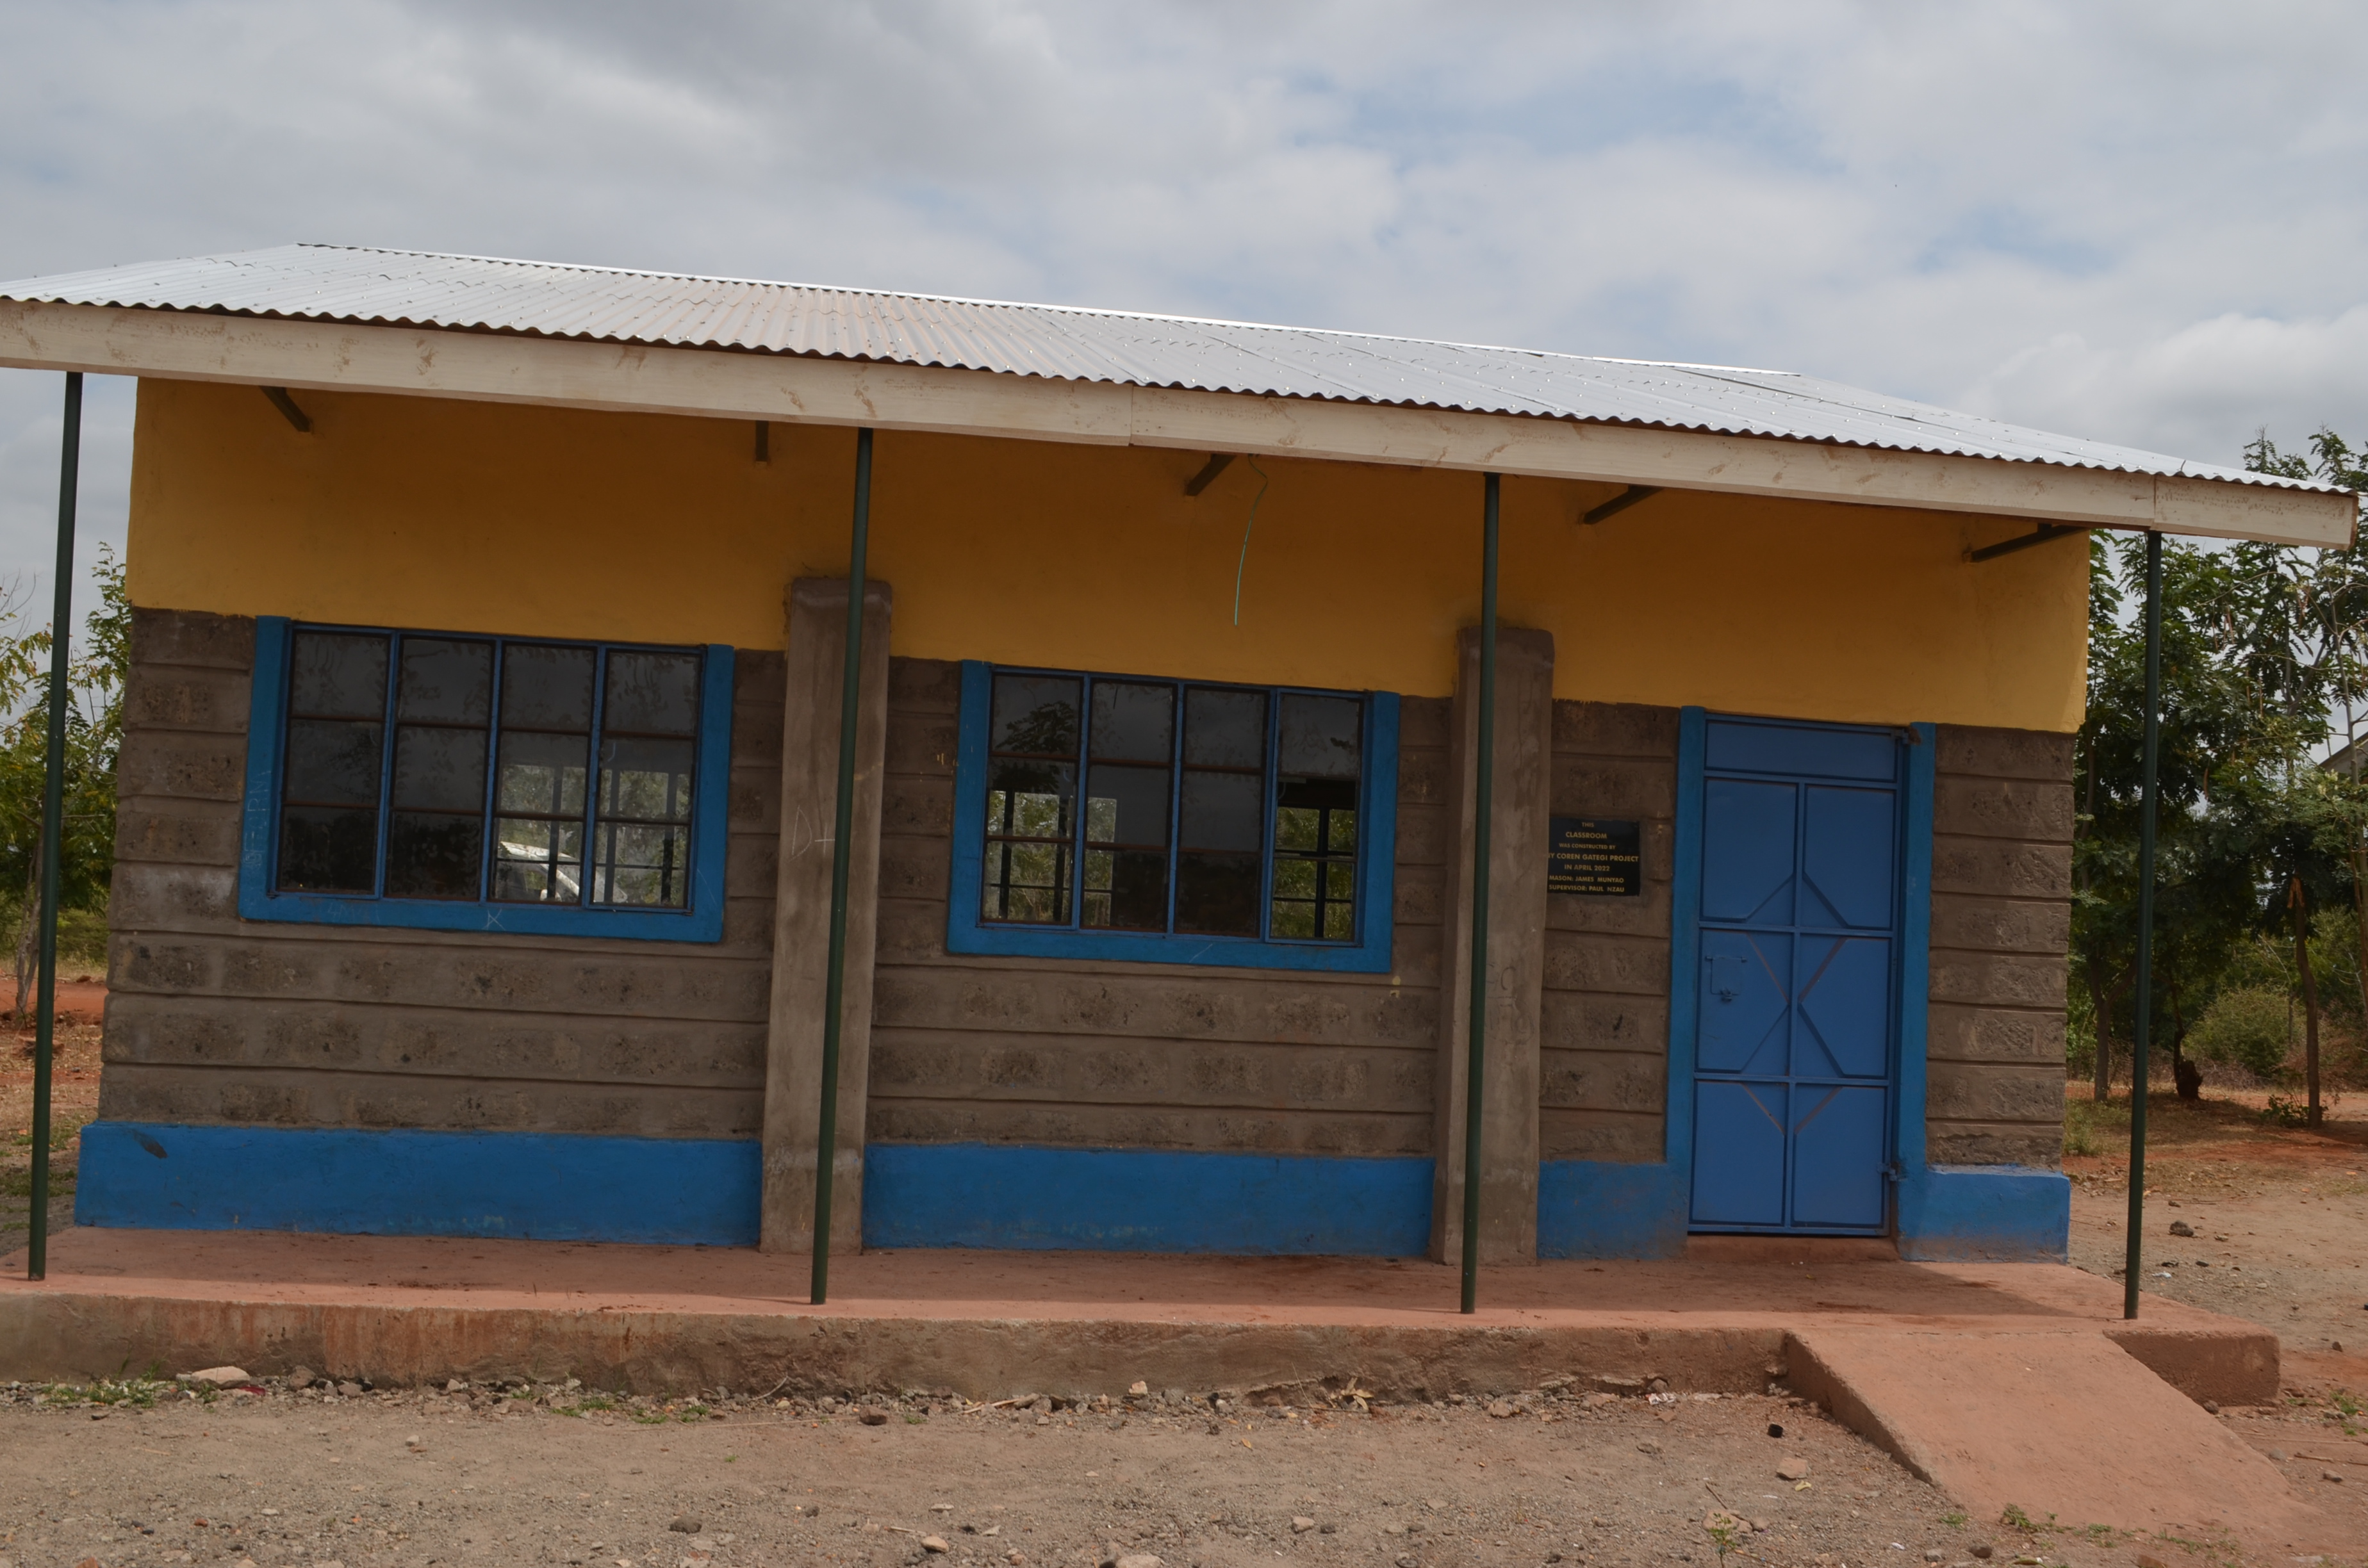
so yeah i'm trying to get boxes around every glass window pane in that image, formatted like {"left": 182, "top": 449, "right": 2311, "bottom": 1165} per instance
{"left": 1275, "top": 804, "right": 1319, "bottom": 853}
{"left": 396, "top": 639, "right": 492, "bottom": 723}
{"left": 1272, "top": 774, "right": 1357, "bottom": 945}
{"left": 593, "top": 822, "right": 691, "bottom": 908}
{"left": 602, "top": 650, "right": 701, "bottom": 735}
{"left": 992, "top": 674, "right": 1081, "bottom": 756}
{"left": 277, "top": 806, "right": 379, "bottom": 894}
{"left": 1279, "top": 693, "right": 1361, "bottom": 779}
{"left": 1183, "top": 687, "right": 1266, "bottom": 768}
{"left": 985, "top": 760, "right": 1074, "bottom": 835}
{"left": 1084, "top": 762, "right": 1171, "bottom": 847}
{"left": 494, "top": 817, "right": 584, "bottom": 904}
{"left": 1328, "top": 808, "right": 1358, "bottom": 854}
{"left": 498, "top": 730, "right": 589, "bottom": 817}
{"left": 392, "top": 726, "right": 489, "bottom": 812}
{"left": 1271, "top": 857, "right": 1317, "bottom": 899}
{"left": 1180, "top": 769, "right": 1263, "bottom": 851}
{"left": 598, "top": 737, "right": 695, "bottom": 824}
{"left": 284, "top": 719, "right": 384, "bottom": 806}
{"left": 501, "top": 644, "right": 596, "bottom": 730}
{"left": 1176, "top": 851, "right": 1261, "bottom": 935}
{"left": 384, "top": 812, "right": 485, "bottom": 900}
{"left": 495, "top": 639, "right": 601, "bottom": 902}
{"left": 982, "top": 839, "right": 1072, "bottom": 924}
{"left": 1090, "top": 682, "right": 1174, "bottom": 763}
{"left": 1082, "top": 848, "right": 1168, "bottom": 930}
{"left": 289, "top": 632, "right": 388, "bottom": 718}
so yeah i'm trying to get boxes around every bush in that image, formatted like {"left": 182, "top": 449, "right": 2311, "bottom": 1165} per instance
{"left": 2062, "top": 1093, "right": 2126, "bottom": 1157}
{"left": 2188, "top": 986, "right": 2294, "bottom": 1081}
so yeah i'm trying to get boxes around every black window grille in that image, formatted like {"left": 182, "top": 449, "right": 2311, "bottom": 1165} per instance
{"left": 980, "top": 668, "right": 1363, "bottom": 943}
{"left": 275, "top": 626, "right": 703, "bottom": 911}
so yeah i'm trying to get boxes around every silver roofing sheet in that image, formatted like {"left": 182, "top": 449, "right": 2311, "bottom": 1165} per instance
{"left": 0, "top": 243, "right": 2323, "bottom": 493}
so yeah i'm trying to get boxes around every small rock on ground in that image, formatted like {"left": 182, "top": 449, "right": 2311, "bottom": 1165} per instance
{"left": 180, "top": 1366, "right": 252, "bottom": 1387}
{"left": 1776, "top": 1456, "right": 1811, "bottom": 1480}
{"left": 921, "top": 1535, "right": 951, "bottom": 1553}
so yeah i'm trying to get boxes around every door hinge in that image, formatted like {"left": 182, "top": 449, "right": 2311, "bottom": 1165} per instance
{"left": 1883, "top": 1159, "right": 1906, "bottom": 1184}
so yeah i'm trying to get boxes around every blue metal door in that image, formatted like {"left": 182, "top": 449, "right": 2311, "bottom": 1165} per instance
{"left": 1690, "top": 717, "right": 1902, "bottom": 1233}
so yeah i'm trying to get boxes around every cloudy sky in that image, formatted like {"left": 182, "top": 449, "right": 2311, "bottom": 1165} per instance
{"left": 4, "top": 0, "right": 2367, "bottom": 616}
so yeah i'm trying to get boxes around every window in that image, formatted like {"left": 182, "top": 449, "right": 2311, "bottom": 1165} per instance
{"left": 950, "top": 661, "right": 1398, "bottom": 972}
{"left": 240, "top": 617, "right": 734, "bottom": 941}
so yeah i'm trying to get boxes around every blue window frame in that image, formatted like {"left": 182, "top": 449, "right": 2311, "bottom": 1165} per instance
{"left": 238, "top": 616, "right": 735, "bottom": 942}
{"left": 947, "top": 660, "right": 1398, "bottom": 972}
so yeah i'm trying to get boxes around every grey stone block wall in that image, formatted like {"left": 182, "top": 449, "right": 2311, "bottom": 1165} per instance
{"left": 99, "top": 608, "right": 785, "bottom": 1138}
{"left": 1927, "top": 724, "right": 2074, "bottom": 1166}
{"left": 863, "top": 659, "right": 1448, "bottom": 1156}
{"left": 101, "top": 609, "right": 2070, "bottom": 1171}
{"left": 1539, "top": 701, "right": 1679, "bottom": 1163}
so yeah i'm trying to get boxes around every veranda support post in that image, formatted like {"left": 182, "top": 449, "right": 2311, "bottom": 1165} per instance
{"left": 27, "top": 370, "right": 81, "bottom": 1283}
{"left": 1461, "top": 473, "right": 1501, "bottom": 1315}
{"left": 2122, "top": 529, "right": 2162, "bottom": 1319}
{"left": 810, "top": 426, "right": 874, "bottom": 1306}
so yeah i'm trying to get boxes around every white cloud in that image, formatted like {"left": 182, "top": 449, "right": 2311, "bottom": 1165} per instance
{"left": 7, "top": 0, "right": 2368, "bottom": 611}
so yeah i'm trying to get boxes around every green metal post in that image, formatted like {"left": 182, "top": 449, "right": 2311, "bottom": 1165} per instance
{"left": 1461, "top": 473, "right": 1500, "bottom": 1315}
{"left": 28, "top": 371, "right": 81, "bottom": 1282}
{"left": 810, "top": 426, "right": 873, "bottom": 1307}
{"left": 2122, "top": 529, "right": 2162, "bottom": 1319}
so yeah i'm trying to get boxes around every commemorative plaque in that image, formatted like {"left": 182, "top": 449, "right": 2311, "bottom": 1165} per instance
{"left": 1547, "top": 816, "right": 1641, "bottom": 897}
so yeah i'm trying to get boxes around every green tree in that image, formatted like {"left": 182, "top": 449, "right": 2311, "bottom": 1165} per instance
{"left": 2073, "top": 535, "right": 2276, "bottom": 1100}
{"left": 0, "top": 548, "right": 129, "bottom": 1016}
{"left": 2073, "top": 426, "right": 2368, "bottom": 1113}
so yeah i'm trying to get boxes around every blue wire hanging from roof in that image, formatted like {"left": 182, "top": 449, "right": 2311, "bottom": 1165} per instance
{"left": 1231, "top": 457, "right": 1270, "bottom": 626}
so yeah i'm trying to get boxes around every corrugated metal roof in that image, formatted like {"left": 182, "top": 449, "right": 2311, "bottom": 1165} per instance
{"left": 0, "top": 243, "right": 2328, "bottom": 493}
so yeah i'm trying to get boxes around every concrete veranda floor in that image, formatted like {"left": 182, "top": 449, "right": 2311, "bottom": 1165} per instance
{"left": 0, "top": 1225, "right": 2276, "bottom": 1369}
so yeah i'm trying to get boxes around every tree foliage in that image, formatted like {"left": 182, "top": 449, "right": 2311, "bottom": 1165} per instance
{"left": 2071, "top": 427, "right": 2368, "bottom": 1124}
{"left": 0, "top": 550, "right": 129, "bottom": 1013}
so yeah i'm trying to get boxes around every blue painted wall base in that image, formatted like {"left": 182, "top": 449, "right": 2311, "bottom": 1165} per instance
{"left": 69, "top": 1126, "right": 2069, "bottom": 1262}
{"left": 1895, "top": 1164, "right": 2069, "bottom": 1261}
{"left": 862, "top": 1143, "right": 1434, "bottom": 1255}
{"left": 1536, "top": 1160, "right": 1691, "bottom": 1259}
{"left": 74, "top": 1122, "right": 760, "bottom": 1246}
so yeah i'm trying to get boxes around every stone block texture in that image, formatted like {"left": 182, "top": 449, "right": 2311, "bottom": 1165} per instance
{"left": 1927, "top": 724, "right": 2073, "bottom": 1166}
{"left": 1539, "top": 701, "right": 1679, "bottom": 1163}
{"left": 865, "top": 658, "right": 1447, "bottom": 1157}
{"left": 100, "top": 608, "right": 783, "bottom": 1139}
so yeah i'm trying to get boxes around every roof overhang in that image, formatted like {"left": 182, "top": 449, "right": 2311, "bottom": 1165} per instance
{"left": 1, "top": 297, "right": 2351, "bottom": 548}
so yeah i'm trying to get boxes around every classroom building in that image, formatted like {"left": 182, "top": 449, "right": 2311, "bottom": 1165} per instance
{"left": 3, "top": 245, "right": 2348, "bottom": 1262}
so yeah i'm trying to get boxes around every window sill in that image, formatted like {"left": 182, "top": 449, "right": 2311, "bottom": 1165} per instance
{"left": 236, "top": 884, "right": 725, "bottom": 943}
{"left": 943, "top": 920, "right": 1392, "bottom": 973}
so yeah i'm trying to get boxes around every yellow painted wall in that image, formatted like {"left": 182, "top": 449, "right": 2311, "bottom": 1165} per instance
{"left": 129, "top": 379, "right": 2089, "bottom": 731}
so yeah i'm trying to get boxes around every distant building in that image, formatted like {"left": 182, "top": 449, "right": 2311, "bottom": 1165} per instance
{"left": 3, "top": 246, "right": 2349, "bottom": 1262}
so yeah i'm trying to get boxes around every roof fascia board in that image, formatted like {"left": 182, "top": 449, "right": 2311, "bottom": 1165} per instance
{"left": 1, "top": 299, "right": 2351, "bottom": 548}
{"left": 1126, "top": 386, "right": 2350, "bottom": 545}
{"left": 0, "top": 298, "right": 1134, "bottom": 447}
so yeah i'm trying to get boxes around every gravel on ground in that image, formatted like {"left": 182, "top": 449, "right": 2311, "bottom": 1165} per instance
{"left": 0, "top": 1373, "right": 2005, "bottom": 1568}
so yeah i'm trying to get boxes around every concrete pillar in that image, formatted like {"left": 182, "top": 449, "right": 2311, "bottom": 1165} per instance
{"left": 759, "top": 578, "right": 894, "bottom": 1255}
{"left": 1431, "top": 625, "right": 1554, "bottom": 1265}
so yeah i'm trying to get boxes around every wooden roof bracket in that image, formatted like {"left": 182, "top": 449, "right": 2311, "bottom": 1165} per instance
{"left": 1582, "top": 484, "right": 1661, "bottom": 525}
{"left": 1183, "top": 452, "right": 1236, "bottom": 496}
{"left": 259, "top": 385, "right": 311, "bottom": 433}
{"left": 1968, "top": 523, "right": 2087, "bottom": 563}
